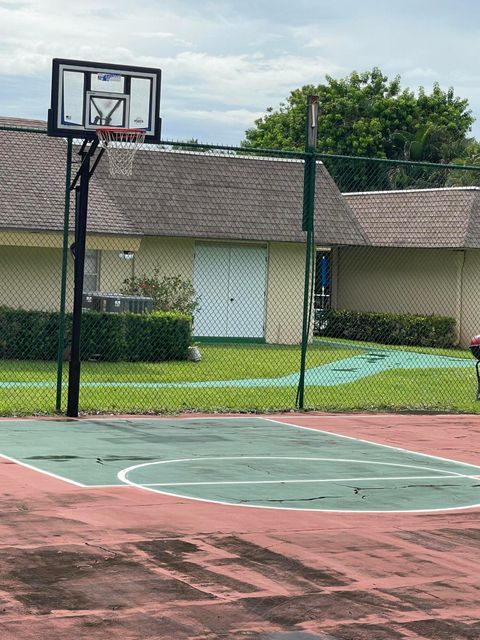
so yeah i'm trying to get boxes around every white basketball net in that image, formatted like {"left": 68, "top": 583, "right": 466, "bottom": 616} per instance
{"left": 96, "top": 128, "right": 146, "bottom": 177}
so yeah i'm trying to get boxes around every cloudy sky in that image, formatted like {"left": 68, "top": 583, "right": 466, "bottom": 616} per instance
{"left": 1, "top": 0, "right": 479, "bottom": 144}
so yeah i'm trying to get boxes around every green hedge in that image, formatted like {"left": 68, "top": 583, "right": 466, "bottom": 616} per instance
{"left": 0, "top": 307, "right": 192, "bottom": 362}
{"left": 124, "top": 311, "right": 192, "bottom": 361}
{"left": 79, "top": 312, "right": 126, "bottom": 361}
{"left": 0, "top": 308, "right": 60, "bottom": 360}
{"left": 317, "top": 309, "right": 456, "bottom": 348}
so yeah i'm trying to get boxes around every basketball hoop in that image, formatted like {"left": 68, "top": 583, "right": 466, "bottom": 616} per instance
{"left": 96, "top": 128, "right": 146, "bottom": 177}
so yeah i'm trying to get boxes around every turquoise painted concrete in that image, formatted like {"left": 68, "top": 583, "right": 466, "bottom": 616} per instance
{"left": 0, "top": 349, "right": 472, "bottom": 389}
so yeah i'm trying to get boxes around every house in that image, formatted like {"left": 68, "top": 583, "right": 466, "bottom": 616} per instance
{"left": 337, "top": 188, "right": 480, "bottom": 346}
{"left": 0, "top": 118, "right": 366, "bottom": 344}
{"left": 5, "top": 118, "right": 478, "bottom": 348}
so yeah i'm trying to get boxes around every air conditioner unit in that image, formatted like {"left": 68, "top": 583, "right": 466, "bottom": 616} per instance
{"left": 91, "top": 293, "right": 125, "bottom": 313}
{"left": 82, "top": 292, "right": 95, "bottom": 310}
{"left": 83, "top": 292, "right": 153, "bottom": 314}
{"left": 123, "top": 295, "right": 154, "bottom": 313}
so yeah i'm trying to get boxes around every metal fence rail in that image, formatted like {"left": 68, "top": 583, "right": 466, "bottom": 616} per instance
{"left": 2, "top": 121, "right": 480, "bottom": 415}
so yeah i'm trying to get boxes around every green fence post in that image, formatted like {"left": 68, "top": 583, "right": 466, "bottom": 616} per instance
{"left": 297, "top": 96, "right": 319, "bottom": 409}
{"left": 55, "top": 138, "right": 73, "bottom": 413}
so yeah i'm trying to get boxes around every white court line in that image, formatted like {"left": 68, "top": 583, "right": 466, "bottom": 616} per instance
{"left": 0, "top": 454, "right": 134, "bottom": 489}
{"left": 261, "top": 417, "right": 480, "bottom": 471}
{"left": 117, "top": 480, "right": 480, "bottom": 514}
{"left": 141, "top": 474, "right": 480, "bottom": 487}
{"left": 117, "top": 455, "right": 480, "bottom": 513}
{"left": 2, "top": 415, "right": 479, "bottom": 496}
{"left": 0, "top": 453, "right": 87, "bottom": 487}
{"left": 119, "top": 456, "right": 478, "bottom": 479}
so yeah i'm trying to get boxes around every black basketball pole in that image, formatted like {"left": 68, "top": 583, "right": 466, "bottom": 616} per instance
{"left": 67, "top": 141, "right": 98, "bottom": 417}
{"left": 297, "top": 95, "right": 319, "bottom": 409}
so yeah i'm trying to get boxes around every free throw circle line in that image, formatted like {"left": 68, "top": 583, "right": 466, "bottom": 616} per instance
{"left": 117, "top": 455, "right": 480, "bottom": 512}
{"left": 140, "top": 474, "right": 480, "bottom": 487}
{"left": 118, "top": 456, "right": 478, "bottom": 483}
{"left": 117, "top": 456, "right": 480, "bottom": 515}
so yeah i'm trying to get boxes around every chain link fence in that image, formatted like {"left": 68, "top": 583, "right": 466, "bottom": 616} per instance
{"left": 2, "top": 119, "right": 480, "bottom": 415}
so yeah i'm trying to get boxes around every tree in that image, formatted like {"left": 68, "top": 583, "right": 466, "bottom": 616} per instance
{"left": 445, "top": 139, "right": 480, "bottom": 187}
{"left": 175, "top": 138, "right": 211, "bottom": 152}
{"left": 242, "top": 68, "right": 473, "bottom": 160}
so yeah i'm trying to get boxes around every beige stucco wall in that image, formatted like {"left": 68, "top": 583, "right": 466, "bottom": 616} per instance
{"left": 105, "top": 237, "right": 309, "bottom": 344}
{"left": 0, "top": 234, "right": 308, "bottom": 345}
{"left": 131, "top": 237, "right": 308, "bottom": 345}
{"left": 265, "top": 242, "right": 307, "bottom": 344}
{"left": 134, "top": 236, "right": 195, "bottom": 280}
{"left": 458, "top": 249, "right": 480, "bottom": 346}
{"left": 0, "top": 231, "right": 141, "bottom": 251}
{"left": 5, "top": 233, "right": 479, "bottom": 348}
{"left": 337, "top": 246, "right": 458, "bottom": 315}
{"left": 0, "top": 245, "right": 65, "bottom": 310}
{"left": 99, "top": 237, "right": 195, "bottom": 301}
{"left": 335, "top": 246, "right": 475, "bottom": 345}
{"left": 99, "top": 250, "right": 133, "bottom": 293}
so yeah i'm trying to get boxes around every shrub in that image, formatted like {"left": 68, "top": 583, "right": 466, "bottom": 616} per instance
{"left": 317, "top": 309, "right": 456, "bottom": 348}
{"left": 0, "top": 307, "right": 192, "bottom": 362}
{"left": 78, "top": 312, "right": 126, "bottom": 361}
{"left": 121, "top": 270, "right": 199, "bottom": 314}
{"left": 124, "top": 311, "right": 192, "bottom": 361}
{"left": 0, "top": 307, "right": 60, "bottom": 360}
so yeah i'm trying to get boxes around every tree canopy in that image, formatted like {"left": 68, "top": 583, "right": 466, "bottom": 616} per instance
{"left": 242, "top": 68, "right": 474, "bottom": 163}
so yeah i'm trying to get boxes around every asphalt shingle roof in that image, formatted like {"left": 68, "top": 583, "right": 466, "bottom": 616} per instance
{"left": 0, "top": 117, "right": 366, "bottom": 246}
{"left": 0, "top": 123, "right": 140, "bottom": 237}
{"left": 102, "top": 149, "right": 367, "bottom": 245}
{"left": 345, "top": 188, "right": 480, "bottom": 249}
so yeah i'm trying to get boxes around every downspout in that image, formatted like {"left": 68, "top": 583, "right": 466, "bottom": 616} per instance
{"left": 454, "top": 249, "right": 466, "bottom": 347}
{"left": 330, "top": 247, "right": 339, "bottom": 309}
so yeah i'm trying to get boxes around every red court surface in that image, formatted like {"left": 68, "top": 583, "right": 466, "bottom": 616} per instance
{"left": 1, "top": 412, "right": 479, "bottom": 639}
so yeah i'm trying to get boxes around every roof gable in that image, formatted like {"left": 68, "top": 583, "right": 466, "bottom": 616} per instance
{"left": 0, "top": 120, "right": 367, "bottom": 246}
{"left": 97, "top": 149, "right": 367, "bottom": 245}
{"left": 345, "top": 188, "right": 480, "bottom": 249}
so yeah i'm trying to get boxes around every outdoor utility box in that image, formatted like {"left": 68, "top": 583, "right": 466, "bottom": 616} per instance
{"left": 82, "top": 292, "right": 95, "bottom": 310}
{"left": 123, "top": 295, "right": 153, "bottom": 313}
{"left": 92, "top": 293, "right": 124, "bottom": 313}
{"left": 82, "top": 292, "right": 153, "bottom": 314}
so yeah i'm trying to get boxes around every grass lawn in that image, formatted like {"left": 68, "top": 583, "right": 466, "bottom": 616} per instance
{"left": 0, "top": 340, "right": 478, "bottom": 415}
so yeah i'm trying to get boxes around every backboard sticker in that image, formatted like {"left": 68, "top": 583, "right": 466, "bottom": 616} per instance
{"left": 97, "top": 73, "right": 122, "bottom": 82}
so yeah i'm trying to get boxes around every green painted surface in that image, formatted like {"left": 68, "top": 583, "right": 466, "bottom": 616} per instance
{"left": 1, "top": 417, "right": 479, "bottom": 512}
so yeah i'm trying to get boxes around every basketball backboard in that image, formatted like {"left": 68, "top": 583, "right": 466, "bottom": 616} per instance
{"left": 47, "top": 58, "right": 161, "bottom": 143}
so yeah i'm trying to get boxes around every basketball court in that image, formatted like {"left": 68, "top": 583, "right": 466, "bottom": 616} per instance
{"left": 0, "top": 58, "right": 478, "bottom": 639}
{"left": 1, "top": 412, "right": 479, "bottom": 639}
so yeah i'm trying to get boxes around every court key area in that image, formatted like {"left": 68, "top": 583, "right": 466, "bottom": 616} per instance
{"left": 1, "top": 413, "right": 480, "bottom": 640}
{"left": 1, "top": 416, "right": 480, "bottom": 512}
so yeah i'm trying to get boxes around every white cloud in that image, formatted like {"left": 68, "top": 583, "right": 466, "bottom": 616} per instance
{"left": 158, "top": 51, "right": 340, "bottom": 108}
{"left": 403, "top": 67, "right": 439, "bottom": 80}
{"left": 1, "top": 0, "right": 480, "bottom": 142}
{"left": 164, "top": 106, "right": 263, "bottom": 126}
{"left": 134, "top": 31, "right": 176, "bottom": 39}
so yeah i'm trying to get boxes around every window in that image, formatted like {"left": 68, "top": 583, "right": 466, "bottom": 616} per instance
{"left": 83, "top": 250, "right": 99, "bottom": 292}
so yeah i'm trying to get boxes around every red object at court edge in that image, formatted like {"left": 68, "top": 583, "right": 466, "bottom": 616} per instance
{"left": 469, "top": 335, "right": 480, "bottom": 360}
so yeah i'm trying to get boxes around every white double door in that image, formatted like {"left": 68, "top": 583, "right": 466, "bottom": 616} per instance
{"left": 193, "top": 244, "right": 267, "bottom": 338}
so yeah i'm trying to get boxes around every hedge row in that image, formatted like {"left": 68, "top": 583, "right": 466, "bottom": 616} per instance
{"left": 0, "top": 307, "right": 192, "bottom": 361}
{"left": 316, "top": 308, "right": 456, "bottom": 348}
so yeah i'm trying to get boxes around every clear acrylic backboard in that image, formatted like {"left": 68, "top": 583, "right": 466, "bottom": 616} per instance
{"left": 47, "top": 58, "right": 161, "bottom": 143}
